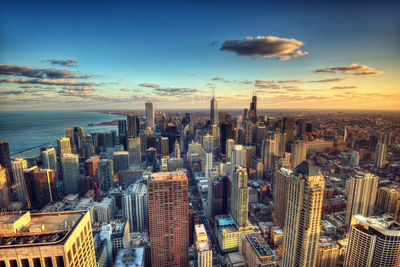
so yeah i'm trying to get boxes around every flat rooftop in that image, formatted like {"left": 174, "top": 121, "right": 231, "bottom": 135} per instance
{"left": 0, "top": 211, "right": 87, "bottom": 248}
{"left": 215, "top": 215, "right": 235, "bottom": 227}
{"left": 353, "top": 214, "right": 400, "bottom": 235}
{"left": 149, "top": 170, "right": 187, "bottom": 181}
{"left": 246, "top": 233, "right": 273, "bottom": 258}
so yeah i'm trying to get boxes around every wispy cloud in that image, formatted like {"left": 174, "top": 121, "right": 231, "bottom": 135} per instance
{"left": 120, "top": 88, "right": 130, "bottom": 92}
{"left": 277, "top": 79, "right": 303, "bottom": 83}
{"left": 43, "top": 59, "right": 78, "bottom": 67}
{"left": 154, "top": 87, "right": 201, "bottom": 96}
{"left": 315, "top": 64, "right": 383, "bottom": 76}
{"left": 309, "top": 77, "right": 350, "bottom": 83}
{"left": 0, "top": 64, "right": 89, "bottom": 79}
{"left": 58, "top": 86, "right": 95, "bottom": 96}
{"left": 0, "top": 78, "right": 95, "bottom": 86}
{"left": 138, "top": 83, "right": 160, "bottom": 88}
{"left": 331, "top": 85, "right": 358, "bottom": 89}
{"left": 220, "top": 36, "right": 308, "bottom": 60}
{"left": 212, "top": 77, "right": 224, "bottom": 81}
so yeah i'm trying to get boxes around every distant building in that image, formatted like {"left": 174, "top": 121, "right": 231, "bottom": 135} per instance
{"left": 145, "top": 101, "right": 155, "bottom": 130}
{"left": 374, "top": 143, "right": 386, "bottom": 168}
{"left": 376, "top": 186, "right": 400, "bottom": 213}
{"left": 0, "top": 140, "right": 11, "bottom": 184}
{"left": 161, "top": 136, "right": 169, "bottom": 157}
{"left": 112, "top": 151, "right": 129, "bottom": 173}
{"left": 0, "top": 165, "right": 10, "bottom": 210}
{"left": 85, "top": 156, "right": 100, "bottom": 177}
{"left": 97, "top": 159, "right": 114, "bottom": 192}
{"left": 345, "top": 214, "right": 400, "bottom": 266}
{"left": 127, "top": 136, "right": 141, "bottom": 165}
{"left": 118, "top": 119, "right": 127, "bottom": 136}
{"left": 345, "top": 172, "right": 378, "bottom": 227}
{"left": 127, "top": 115, "right": 140, "bottom": 137}
{"left": 57, "top": 136, "right": 72, "bottom": 156}
{"left": 290, "top": 140, "right": 306, "bottom": 170}
{"left": 41, "top": 147, "right": 58, "bottom": 176}
{"left": 11, "top": 158, "right": 28, "bottom": 206}
{"left": 273, "top": 168, "right": 292, "bottom": 227}
{"left": 61, "top": 153, "right": 80, "bottom": 194}
{"left": 210, "top": 92, "right": 218, "bottom": 125}
{"left": 0, "top": 210, "right": 96, "bottom": 266}
{"left": 33, "top": 169, "right": 57, "bottom": 209}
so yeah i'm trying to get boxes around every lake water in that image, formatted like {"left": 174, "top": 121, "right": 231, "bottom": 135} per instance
{"left": 0, "top": 110, "right": 125, "bottom": 156}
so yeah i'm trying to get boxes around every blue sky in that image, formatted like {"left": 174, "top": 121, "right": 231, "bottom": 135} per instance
{"left": 1, "top": 0, "right": 399, "bottom": 110}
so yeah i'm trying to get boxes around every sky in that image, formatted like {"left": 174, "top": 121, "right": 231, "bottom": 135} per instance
{"left": 0, "top": 0, "right": 399, "bottom": 111}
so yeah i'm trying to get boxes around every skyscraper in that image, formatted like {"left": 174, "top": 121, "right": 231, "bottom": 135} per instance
{"left": 290, "top": 140, "right": 307, "bottom": 169}
{"left": 33, "top": 169, "right": 57, "bottom": 209}
{"left": 374, "top": 143, "right": 386, "bottom": 168}
{"left": 145, "top": 101, "right": 155, "bottom": 130}
{"left": 231, "top": 167, "right": 249, "bottom": 227}
{"left": 249, "top": 94, "right": 257, "bottom": 123}
{"left": 127, "top": 115, "right": 140, "bottom": 137}
{"left": 345, "top": 214, "right": 400, "bottom": 267}
{"left": 161, "top": 137, "right": 169, "bottom": 157}
{"left": 11, "top": 158, "right": 28, "bottom": 206}
{"left": 85, "top": 156, "right": 100, "bottom": 177}
{"left": 42, "top": 147, "right": 58, "bottom": 177}
{"left": 0, "top": 165, "right": 10, "bottom": 210}
{"left": 194, "top": 224, "right": 213, "bottom": 267}
{"left": 220, "top": 122, "right": 233, "bottom": 154}
{"left": 148, "top": 170, "right": 189, "bottom": 267}
{"left": 118, "top": 119, "right": 127, "bottom": 136}
{"left": 112, "top": 151, "right": 129, "bottom": 173}
{"left": 282, "top": 161, "right": 325, "bottom": 267}
{"left": 226, "top": 139, "right": 235, "bottom": 161}
{"left": 230, "top": 145, "right": 246, "bottom": 175}
{"left": 57, "top": 136, "right": 72, "bottom": 155}
{"left": 97, "top": 159, "right": 114, "bottom": 192}
{"left": 0, "top": 141, "right": 11, "bottom": 184}
{"left": 283, "top": 117, "right": 295, "bottom": 143}
{"left": 210, "top": 91, "right": 218, "bottom": 125}
{"left": 273, "top": 167, "right": 292, "bottom": 226}
{"left": 61, "top": 153, "right": 80, "bottom": 194}
{"left": 122, "top": 182, "right": 147, "bottom": 232}
{"left": 127, "top": 136, "right": 141, "bottom": 165}
{"left": 262, "top": 139, "right": 276, "bottom": 173}
{"left": 174, "top": 139, "right": 181, "bottom": 158}
{"left": 345, "top": 172, "right": 378, "bottom": 227}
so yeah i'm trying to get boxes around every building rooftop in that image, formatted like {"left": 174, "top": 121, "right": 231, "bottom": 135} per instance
{"left": 215, "top": 215, "right": 235, "bottom": 227}
{"left": 149, "top": 169, "right": 187, "bottom": 181}
{"left": 295, "top": 161, "right": 321, "bottom": 176}
{"left": 246, "top": 233, "right": 273, "bottom": 258}
{"left": 114, "top": 247, "right": 144, "bottom": 267}
{"left": 0, "top": 210, "right": 87, "bottom": 248}
{"left": 353, "top": 214, "right": 400, "bottom": 235}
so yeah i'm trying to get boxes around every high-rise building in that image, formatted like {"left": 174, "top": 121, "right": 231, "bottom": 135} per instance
{"left": 0, "top": 140, "right": 11, "bottom": 184}
{"left": 290, "top": 140, "right": 307, "bottom": 169}
{"left": 210, "top": 92, "right": 218, "bottom": 125}
{"left": 42, "top": 147, "right": 58, "bottom": 178}
{"left": 22, "top": 166, "right": 38, "bottom": 209}
{"left": 85, "top": 156, "right": 100, "bottom": 177}
{"left": 0, "top": 210, "right": 96, "bottom": 266}
{"left": 127, "top": 136, "right": 141, "bottom": 165}
{"left": 394, "top": 199, "right": 400, "bottom": 224}
{"left": 273, "top": 167, "right": 292, "bottom": 226}
{"left": 243, "top": 120, "right": 253, "bottom": 146}
{"left": 231, "top": 144, "right": 246, "bottom": 168}
{"left": 317, "top": 240, "right": 339, "bottom": 267}
{"left": 148, "top": 170, "right": 189, "bottom": 267}
{"left": 282, "top": 161, "right": 325, "bottom": 267}
{"left": 127, "top": 115, "right": 140, "bottom": 137}
{"left": 283, "top": 117, "right": 295, "bottom": 143}
{"left": 249, "top": 95, "right": 257, "bottom": 123}
{"left": 374, "top": 143, "right": 386, "bottom": 168}
{"left": 202, "top": 134, "right": 214, "bottom": 153}
{"left": 231, "top": 167, "right": 249, "bottom": 227}
{"left": 0, "top": 165, "right": 10, "bottom": 210}
{"left": 11, "top": 158, "right": 28, "bottom": 206}
{"left": 345, "top": 172, "right": 378, "bottom": 227}
{"left": 145, "top": 101, "right": 155, "bottom": 130}
{"left": 122, "top": 182, "right": 148, "bottom": 232}
{"left": 118, "top": 119, "right": 127, "bottom": 136}
{"left": 226, "top": 139, "right": 235, "bottom": 161}
{"left": 61, "top": 153, "right": 80, "bottom": 194}
{"left": 239, "top": 233, "right": 276, "bottom": 267}
{"left": 112, "top": 151, "right": 129, "bottom": 173}
{"left": 220, "top": 123, "right": 233, "bottom": 154}
{"left": 97, "top": 159, "right": 114, "bottom": 192}
{"left": 33, "top": 169, "right": 57, "bottom": 209}
{"left": 161, "top": 136, "right": 169, "bottom": 157}
{"left": 345, "top": 214, "right": 400, "bottom": 267}
{"left": 57, "top": 136, "right": 72, "bottom": 155}
{"left": 376, "top": 187, "right": 400, "bottom": 213}
{"left": 262, "top": 139, "right": 276, "bottom": 173}
{"left": 194, "top": 224, "right": 212, "bottom": 267}
{"left": 212, "top": 175, "right": 231, "bottom": 218}
{"left": 174, "top": 139, "right": 181, "bottom": 158}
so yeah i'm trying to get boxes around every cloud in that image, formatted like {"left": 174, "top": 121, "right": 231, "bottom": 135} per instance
{"left": 212, "top": 77, "right": 224, "bottom": 81}
{"left": 0, "top": 78, "right": 95, "bottom": 86}
{"left": 254, "top": 80, "right": 280, "bottom": 89}
{"left": 0, "top": 64, "right": 89, "bottom": 79}
{"left": 154, "top": 87, "right": 202, "bottom": 96}
{"left": 277, "top": 79, "right": 303, "bottom": 83}
{"left": 315, "top": 64, "right": 383, "bottom": 76}
{"left": 43, "top": 59, "right": 78, "bottom": 66}
{"left": 19, "top": 85, "right": 42, "bottom": 89}
{"left": 120, "top": 88, "right": 130, "bottom": 92}
{"left": 58, "top": 86, "right": 95, "bottom": 97}
{"left": 309, "top": 77, "right": 350, "bottom": 83}
{"left": 220, "top": 36, "right": 308, "bottom": 60}
{"left": 0, "top": 90, "right": 25, "bottom": 95}
{"left": 138, "top": 83, "right": 160, "bottom": 88}
{"left": 283, "top": 86, "right": 304, "bottom": 92}
{"left": 239, "top": 80, "right": 252, "bottom": 84}
{"left": 331, "top": 85, "right": 358, "bottom": 90}
{"left": 210, "top": 41, "right": 218, "bottom": 46}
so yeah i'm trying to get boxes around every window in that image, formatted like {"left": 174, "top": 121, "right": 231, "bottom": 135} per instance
{"left": 0, "top": 261, "right": 6, "bottom": 267}
{"left": 55, "top": 257, "right": 65, "bottom": 267}
{"left": 33, "top": 258, "right": 42, "bottom": 267}
{"left": 9, "top": 260, "right": 17, "bottom": 267}
{"left": 21, "top": 259, "right": 29, "bottom": 267}
{"left": 44, "top": 257, "right": 53, "bottom": 267}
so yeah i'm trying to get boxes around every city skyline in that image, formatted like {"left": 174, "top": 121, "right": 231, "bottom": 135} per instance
{"left": 1, "top": 0, "right": 399, "bottom": 111}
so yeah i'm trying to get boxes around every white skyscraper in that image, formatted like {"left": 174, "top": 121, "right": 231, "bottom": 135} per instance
{"left": 226, "top": 139, "right": 235, "bottom": 161}
{"left": 145, "top": 101, "right": 155, "bottom": 130}
{"left": 42, "top": 147, "right": 58, "bottom": 177}
{"left": 11, "top": 158, "right": 28, "bottom": 206}
{"left": 122, "top": 182, "right": 148, "bottom": 232}
{"left": 231, "top": 145, "right": 246, "bottom": 175}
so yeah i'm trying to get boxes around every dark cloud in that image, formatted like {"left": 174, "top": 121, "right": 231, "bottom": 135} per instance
{"left": 212, "top": 77, "right": 224, "bottom": 81}
{"left": 138, "top": 83, "right": 160, "bottom": 88}
{"left": 315, "top": 64, "right": 383, "bottom": 76}
{"left": 43, "top": 59, "right": 78, "bottom": 66}
{"left": 220, "top": 36, "right": 308, "bottom": 60}
{"left": 331, "top": 86, "right": 358, "bottom": 90}
{"left": 154, "top": 87, "right": 201, "bottom": 96}
{"left": 0, "top": 64, "right": 89, "bottom": 79}
{"left": 309, "top": 77, "right": 350, "bottom": 83}
{"left": 210, "top": 41, "right": 218, "bottom": 46}
{"left": 0, "top": 78, "right": 95, "bottom": 86}
{"left": 0, "top": 90, "right": 24, "bottom": 95}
